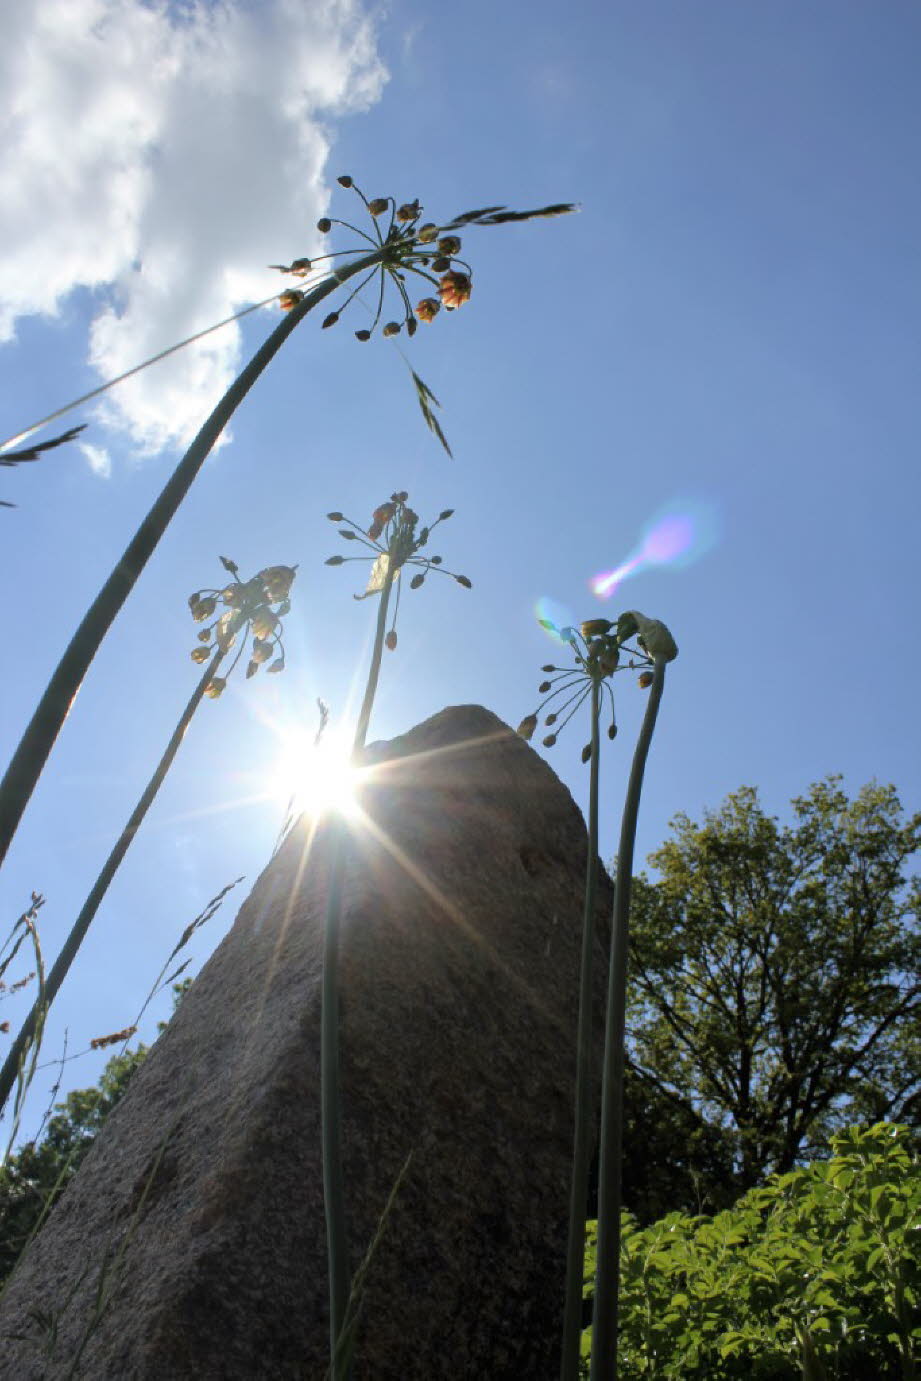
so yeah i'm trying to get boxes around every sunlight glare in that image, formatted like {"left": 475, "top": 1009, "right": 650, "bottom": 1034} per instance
{"left": 272, "top": 729, "right": 363, "bottom": 821}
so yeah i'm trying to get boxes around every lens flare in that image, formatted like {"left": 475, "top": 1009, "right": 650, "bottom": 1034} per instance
{"left": 534, "top": 596, "right": 578, "bottom": 642}
{"left": 590, "top": 499, "right": 717, "bottom": 599}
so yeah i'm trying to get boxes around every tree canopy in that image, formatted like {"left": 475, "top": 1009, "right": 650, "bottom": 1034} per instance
{"left": 626, "top": 777, "right": 921, "bottom": 1191}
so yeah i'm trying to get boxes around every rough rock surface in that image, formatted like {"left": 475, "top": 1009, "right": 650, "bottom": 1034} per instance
{"left": 0, "top": 705, "right": 612, "bottom": 1380}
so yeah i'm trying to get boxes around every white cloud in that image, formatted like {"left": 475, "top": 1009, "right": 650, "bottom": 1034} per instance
{"left": 0, "top": 0, "right": 386, "bottom": 453}
{"left": 79, "top": 441, "right": 112, "bottom": 478}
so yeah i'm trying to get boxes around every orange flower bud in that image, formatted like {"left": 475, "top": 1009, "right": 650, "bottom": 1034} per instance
{"left": 638, "top": 671, "right": 654, "bottom": 689}
{"left": 279, "top": 290, "right": 303, "bottom": 311}
{"left": 289, "top": 258, "right": 311, "bottom": 276}
{"left": 382, "top": 321, "right": 401, "bottom": 337}
{"left": 415, "top": 297, "right": 440, "bottom": 323}
{"left": 438, "top": 271, "right": 472, "bottom": 310}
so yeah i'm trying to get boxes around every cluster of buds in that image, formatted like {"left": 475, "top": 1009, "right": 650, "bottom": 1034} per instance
{"left": 188, "top": 556, "right": 297, "bottom": 697}
{"left": 272, "top": 177, "right": 474, "bottom": 341}
{"left": 324, "top": 492, "right": 471, "bottom": 650}
{"left": 518, "top": 611, "right": 677, "bottom": 760}
{"left": 270, "top": 177, "right": 574, "bottom": 342}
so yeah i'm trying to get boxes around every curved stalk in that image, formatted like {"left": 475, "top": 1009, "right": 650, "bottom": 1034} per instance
{"left": 0, "top": 250, "right": 385, "bottom": 871}
{"left": 0, "top": 648, "right": 225, "bottom": 1118}
{"left": 561, "top": 677, "right": 601, "bottom": 1381}
{"left": 322, "top": 559, "right": 395, "bottom": 1377}
{"left": 590, "top": 657, "right": 667, "bottom": 1381}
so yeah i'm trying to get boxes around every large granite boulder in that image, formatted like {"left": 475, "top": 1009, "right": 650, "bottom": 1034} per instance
{"left": 0, "top": 705, "right": 612, "bottom": 1379}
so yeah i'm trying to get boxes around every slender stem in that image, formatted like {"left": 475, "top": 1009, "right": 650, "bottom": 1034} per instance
{"left": 352, "top": 564, "right": 395, "bottom": 757}
{"left": 590, "top": 658, "right": 667, "bottom": 1381}
{"left": 0, "top": 648, "right": 224, "bottom": 1119}
{"left": 561, "top": 677, "right": 601, "bottom": 1381}
{"left": 322, "top": 822, "right": 350, "bottom": 1376}
{"left": 322, "top": 557, "right": 396, "bottom": 1378}
{"left": 0, "top": 249, "right": 386, "bottom": 871}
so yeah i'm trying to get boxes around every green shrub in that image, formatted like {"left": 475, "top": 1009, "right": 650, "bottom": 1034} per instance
{"left": 583, "top": 1123, "right": 921, "bottom": 1378}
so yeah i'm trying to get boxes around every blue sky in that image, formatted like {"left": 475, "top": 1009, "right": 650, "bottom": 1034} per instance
{"left": 1, "top": 0, "right": 919, "bottom": 1141}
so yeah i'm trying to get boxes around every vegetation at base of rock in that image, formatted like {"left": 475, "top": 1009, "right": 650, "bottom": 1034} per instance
{"left": 626, "top": 777, "right": 921, "bottom": 1194}
{"left": 582, "top": 1122, "right": 921, "bottom": 1379}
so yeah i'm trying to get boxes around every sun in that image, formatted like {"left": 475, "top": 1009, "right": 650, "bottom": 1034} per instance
{"left": 271, "top": 729, "right": 363, "bottom": 821}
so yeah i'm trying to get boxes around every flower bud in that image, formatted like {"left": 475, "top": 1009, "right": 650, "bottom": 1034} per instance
{"left": 393, "top": 490, "right": 409, "bottom": 502}
{"left": 190, "top": 596, "right": 217, "bottom": 622}
{"left": 406, "top": 317, "right": 417, "bottom": 336}
{"left": 438, "top": 508, "right": 454, "bottom": 520}
{"left": 538, "top": 680, "right": 552, "bottom": 694}
{"left": 279, "top": 290, "right": 303, "bottom": 311}
{"left": 581, "top": 744, "right": 592, "bottom": 764}
{"left": 432, "top": 256, "right": 451, "bottom": 273}
{"left": 415, "top": 297, "right": 440, "bottom": 323}
{"left": 608, "top": 723, "right": 618, "bottom": 739}
{"left": 382, "top": 321, "right": 401, "bottom": 337}
{"left": 197, "top": 629, "right": 211, "bottom": 643}
{"left": 545, "top": 713, "right": 558, "bottom": 725}
{"left": 410, "top": 573, "right": 424, "bottom": 589}
{"left": 268, "top": 657, "right": 285, "bottom": 674}
{"left": 340, "top": 529, "right": 357, "bottom": 540}
{"left": 191, "top": 646, "right": 210, "bottom": 663}
{"left": 317, "top": 217, "right": 332, "bottom": 233}
{"left": 188, "top": 591, "right": 201, "bottom": 607}
{"left": 251, "top": 637, "right": 273, "bottom": 664}
{"left": 417, "top": 223, "right": 438, "bottom": 243}
{"left": 221, "top": 585, "right": 242, "bottom": 606}
{"left": 368, "top": 197, "right": 389, "bottom": 216}
{"left": 327, "top": 511, "right": 344, "bottom": 521}
{"left": 396, "top": 200, "right": 420, "bottom": 222}
{"left": 580, "top": 618, "right": 613, "bottom": 640}
{"left": 438, "top": 270, "right": 472, "bottom": 310}
{"left": 541, "top": 665, "right": 556, "bottom": 673}
{"left": 542, "top": 734, "right": 558, "bottom": 748}
{"left": 437, "top": 235, "right": 461, "bottom": 256}
{"left": 325, "top": 555, "right": 345, "bottom": 565}
{"left": 385, "top": 630, "right": 398, "bottom": 651}
{"left": 454, "top": 574, "right": 472, "bottom": 588}
{"left": 246, "top": 659, "right": 259, "bottom": 679}
{"left": 638, "top": 671, "right": 654, "bottom": 689}
{"left": 259, "top": 565, "right": 297, "bottom": 603}
{"left": 627, "top": 612, "right": 678, "bottom": 662}
{"left": 322, "top": 311, "right": 340, "bottom": 329}
{"left": 355, "top": 329, "right": 371, "bottom": 341}
{"left": 250, "top": 607, "right": 277, "bottom": 640}
{"left": 337, "top": 175, "right": 353, "bottom": 187}
{"left": 517, "top": 714, "right": 538, "bottom": 741}
{"left": 205, "top": 677, "right": 226, "bottom": 699}
{"left": 430, "top": 555, "right": 442, "bottom": 564}
{"left": 290, "top": 258, "right": 311, "bottom": 276}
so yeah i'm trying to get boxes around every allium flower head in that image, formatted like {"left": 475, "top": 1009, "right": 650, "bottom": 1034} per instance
{"left": 187, "top": 557, "right": 296, "bottom": 696}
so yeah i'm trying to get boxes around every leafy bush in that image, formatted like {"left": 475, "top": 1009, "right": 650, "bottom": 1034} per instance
{"left": 583, "top": 1123, "right": 921, "bottom": 1378}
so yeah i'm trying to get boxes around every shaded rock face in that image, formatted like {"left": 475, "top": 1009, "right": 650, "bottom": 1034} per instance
{"left": 0, "top": 705, "right": 612, "bottom": 1380}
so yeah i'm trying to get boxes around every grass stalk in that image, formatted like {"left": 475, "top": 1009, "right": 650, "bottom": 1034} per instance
{"left": 589, "top": 657, "right": 667, "bottom": 1381}
{"left": 561, "top": 677, "right": 601, "bottom": 1381}
{"left": 0, "top": 650, "right": 224, "bottom": 1119}
{"left": 0, "top": 249, "right": 385, "bottom": 870}
{"left": 321, "top": 558, "right": 396, "bottom": 1379}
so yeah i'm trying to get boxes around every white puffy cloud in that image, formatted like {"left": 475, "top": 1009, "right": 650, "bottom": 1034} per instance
{"left": 0, "top": 0, "right": 386, "bottom": 453}
{"left": 79, "top": 441, "right": 112, "bottom": 478}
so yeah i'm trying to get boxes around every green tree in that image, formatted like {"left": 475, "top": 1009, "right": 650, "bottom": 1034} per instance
{"left": 0, "top": 1045, "right": 146, "bottom": 1287}
{"left": 627, "top": 778, "right": 921, "bottom": 1191}
{"left": 0, "top": 980, "right": 192, "bottom": 1289}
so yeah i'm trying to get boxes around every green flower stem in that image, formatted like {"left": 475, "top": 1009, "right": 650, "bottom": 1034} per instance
{"left": 352, "top": 564, "right": 396, "bottom": 756}
{"left": 0, "top": 249, "right": 386, "bottom": 872}
{"left": 590, "top": 657, "right": 668, "bottom": 1381}
{"left": 561, "top": 677, "right": 601, "bottom": 1381}
{"left": 322, "top": 556, "right": 396, "bottom": 1377}
{"left": 0, "top": 648, "right": 225, "bottom": 1119}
